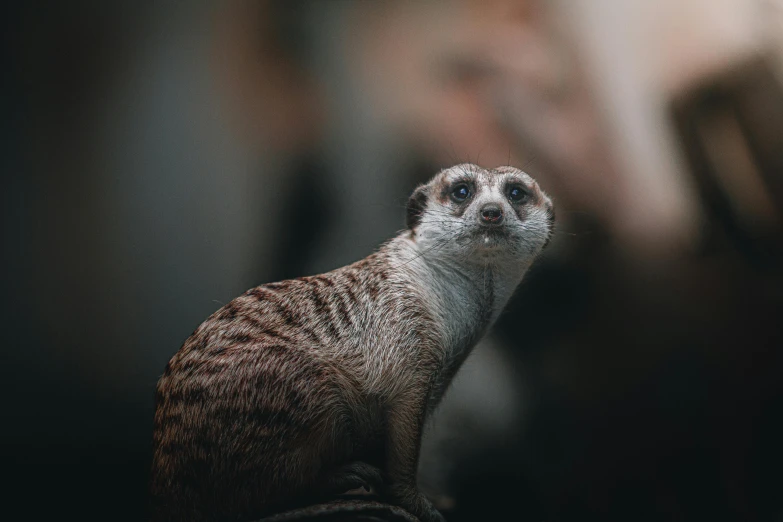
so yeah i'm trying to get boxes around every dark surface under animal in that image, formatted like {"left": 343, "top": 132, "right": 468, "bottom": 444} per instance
{"left": 255, "top": 498, "right": 420, "bottom": 522}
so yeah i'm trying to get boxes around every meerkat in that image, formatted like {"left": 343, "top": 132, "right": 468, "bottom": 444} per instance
{"left": 150, "top": 164, "right": 554, "bottom": 522}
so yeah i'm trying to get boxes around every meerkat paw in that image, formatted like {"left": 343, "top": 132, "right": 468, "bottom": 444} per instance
{"left": 385, "top": 484, "right": 446, "bottom": 522}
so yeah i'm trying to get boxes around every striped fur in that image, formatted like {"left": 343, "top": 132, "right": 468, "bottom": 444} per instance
{"left": 150, "top": 164, "right": 553, "bottom": 522}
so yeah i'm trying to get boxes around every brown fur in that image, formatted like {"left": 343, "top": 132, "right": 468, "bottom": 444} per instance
{"left": 150, "top": 164, "right": 553, "bottom": 522}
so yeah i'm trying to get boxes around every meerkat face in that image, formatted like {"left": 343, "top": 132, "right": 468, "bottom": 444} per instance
{"left": 406, "top": 164, "right": 555, "bottom": 264}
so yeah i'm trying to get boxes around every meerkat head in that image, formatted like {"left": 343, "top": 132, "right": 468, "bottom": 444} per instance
{"left": 406, "top": 164, "right": 555, "bottom": 266}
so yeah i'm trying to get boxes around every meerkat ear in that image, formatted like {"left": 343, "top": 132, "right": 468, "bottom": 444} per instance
{"left": 406, "top": 185, "right": 429, "bottom": 230}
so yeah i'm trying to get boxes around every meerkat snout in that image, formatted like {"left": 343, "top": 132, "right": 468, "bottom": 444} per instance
{"left": 479, "top": 204, "right": 504, "bottom": 225}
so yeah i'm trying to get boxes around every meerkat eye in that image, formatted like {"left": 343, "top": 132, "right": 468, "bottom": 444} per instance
{"left": 507, "top": 185, "right": 529, "bottom": 203}
{"left": 451, "top": 184, "right": 471, "bottom": 202}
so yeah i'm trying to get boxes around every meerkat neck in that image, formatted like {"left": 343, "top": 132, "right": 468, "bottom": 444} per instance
{"left": 387, "top": 236, "right": 524, "bottom": 350}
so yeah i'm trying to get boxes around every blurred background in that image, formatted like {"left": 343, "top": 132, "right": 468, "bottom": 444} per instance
{"left": 3, "top": 1, "right": 783, "bottom": 520}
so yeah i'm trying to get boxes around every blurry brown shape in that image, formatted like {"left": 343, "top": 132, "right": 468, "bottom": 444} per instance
{"left": 213, "top": 0, "right": 323, "bottom": 152}
{"left": 482, "top": 3, "right": 628, "bottom": 240}
{"left": 349, "top": 0, "right": 539, "bottom": 168}
{"left": 671, "top": 55, "right": 783, "bottom": 266}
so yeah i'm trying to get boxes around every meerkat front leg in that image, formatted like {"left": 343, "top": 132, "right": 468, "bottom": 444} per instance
{"left": 383, "top": 392, "right": 446, "bottom": 522}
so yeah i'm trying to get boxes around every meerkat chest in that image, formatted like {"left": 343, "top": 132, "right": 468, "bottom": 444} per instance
{"left": 429, "top": 269, "right": 498, "bottom": 368}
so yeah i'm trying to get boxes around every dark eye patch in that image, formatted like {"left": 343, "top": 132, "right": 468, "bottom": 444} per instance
{"left": 451, "top": 184, "right": 470, "bottom": 202}
{"left": 506, "top": 183, "right": 530, "bottom": 203}
{"left": 440, "top": 178, "right": 475, "bottom": 205}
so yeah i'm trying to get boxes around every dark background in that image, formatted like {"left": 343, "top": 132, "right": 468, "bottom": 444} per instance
{"left": 3, "top": 1, "right": 783, "bottom": 521}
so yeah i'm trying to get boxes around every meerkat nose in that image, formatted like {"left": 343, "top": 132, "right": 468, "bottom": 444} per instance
{"left": 479, "top": 204, "right": 504, "bottom": 225}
